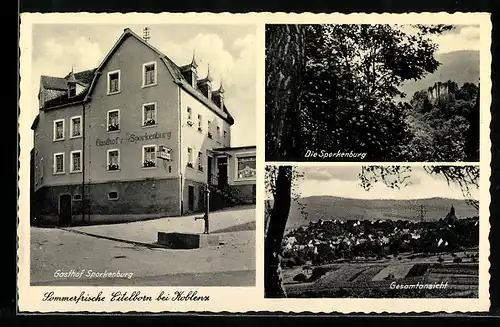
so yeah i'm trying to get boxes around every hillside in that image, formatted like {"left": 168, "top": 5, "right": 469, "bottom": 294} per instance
{"left": 400, "top": 50, "right": 480, "bottom": 100}
{"left": 269, "top": 196, "right": 479, "bottom": 228}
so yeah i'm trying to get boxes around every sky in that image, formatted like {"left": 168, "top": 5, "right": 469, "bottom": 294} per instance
{"left": 395, "top": 24, "right": 480, "bottom": 54}
{"left": 288, "top": 166, "right": 480, "bottom": 201}
{"left": 29, "top": 24, "right": 256, "bottom": 148}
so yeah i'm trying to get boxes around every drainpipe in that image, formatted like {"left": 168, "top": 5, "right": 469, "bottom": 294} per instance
{"left": 81, "top": 100, "right": 86, "bottom": 223}
{"left": 178, "top": 86, "right": 183, "bottom": 215}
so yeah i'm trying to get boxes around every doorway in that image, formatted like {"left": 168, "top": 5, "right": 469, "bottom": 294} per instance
{"left": 59, "top": 194, "right": 72, "bottom": 227}
{"left": 188, "top": 185, "right": 195, "bottom": 211}
{"left": 217, "top": 157, "right": 228, "bottom": 187}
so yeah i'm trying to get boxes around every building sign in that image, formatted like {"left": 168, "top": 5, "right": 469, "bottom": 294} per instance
{"left": 96, "top": 131, "right": 171, "bottom": 147}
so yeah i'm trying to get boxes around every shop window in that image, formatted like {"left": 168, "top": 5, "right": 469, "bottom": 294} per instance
{"left": 236, "top": 156, "right": 256, "bottom": 180}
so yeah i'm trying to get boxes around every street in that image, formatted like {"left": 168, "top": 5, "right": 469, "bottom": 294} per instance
{"left": 31, "top": 207, "right": 256, "bottom": 286}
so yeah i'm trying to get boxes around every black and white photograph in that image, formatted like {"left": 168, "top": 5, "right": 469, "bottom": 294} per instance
{"left": 27, "top": 23, "right": 257, "bottom": 287}
{"left": 264, "top": 165, "right": 482, "bottom": 298}
{"left": 265, "top": 24, "right": 481, "bottom": 162}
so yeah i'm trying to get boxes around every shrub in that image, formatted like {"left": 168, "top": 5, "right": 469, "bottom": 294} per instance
{"left": 453, "top": 257, "right": 463, "bottom": 263}
{"left": 293, "top": 256, "right": 306, "bottom": 266}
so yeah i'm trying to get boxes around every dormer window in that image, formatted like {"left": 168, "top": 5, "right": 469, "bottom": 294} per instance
{"left": 142, "top": 61, "right": 157, "bottom": 87}
{"left": 68, "top": 84, "right": 76, "bottom": 98}
{"left": 206, "top": 83, "right": 212, "bottom": 100}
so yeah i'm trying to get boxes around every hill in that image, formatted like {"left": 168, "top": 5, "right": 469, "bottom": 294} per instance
{"left": 399, "top": 50, "right": 479, "bottom": 100}
{"left": 270, "top": 196, "right": 478, "bottom": 228}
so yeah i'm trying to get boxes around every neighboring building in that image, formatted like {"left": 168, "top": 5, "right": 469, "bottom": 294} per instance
{"left": 31, "top": 27, "right": 256, "bottom": 226}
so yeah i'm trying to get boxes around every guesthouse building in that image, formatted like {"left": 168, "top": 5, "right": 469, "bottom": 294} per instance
{"left": 31, "top": 27, "right": 256, "bottom": 225}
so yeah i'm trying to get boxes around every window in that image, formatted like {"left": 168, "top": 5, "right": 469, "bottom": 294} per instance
{"left": 108, "top": 191, "right": 119, "bottom": 200}
{"left": 107, "top": 109, "right": 120, "bottom": 132}
{"left": 142, "top": 61, "right": 157, "bottom": 87}
{"left": 73, "top": 194, "right": 82, "bottom": 201}
{"left": 224, "top": 130, "right": 227, "bottom": 139}
{"left": 53, "top": 152, "right": 65, "bottom": 174}
{"left": 216, "top": 126, "right": 221, "bottom": 142}
{"left": 187, "top": 107, "right": 193, "bottom": 126}
{"left": 197, "top": 114, "right": 202, "bottom": 132}
{"left": 69, "top": 84, "right": 76, "bottom": 98}
{"left": 198, "top": 152, "right": 203, "bottom": 171}
{"left": 70, "top": 150, "right": 82, "bottom": 173}
{"left": 187, "top": 147, "right": 193, "bottom": 168}
{"left": 237, "top": 156, "right": 256, "bottom": 180}
{"left": 142, "top": 103, "right": 157, "bottom": 127}
{"left": 70, "top": 116, "right": 82, "bottom": 138}
{"left": 107, "top": 149, "right": 120, "bottom": 171}
{"left": 53, "top": 119, "right": 64, "bottom": 141}
{"left": 107, "top": 70, "right": 120, "bottom": 94}
{"left": 142, "top": 145, "right": 157, "bottom": 168}
{"left": 208, "top": 120, "right": 212, "bottom": 139}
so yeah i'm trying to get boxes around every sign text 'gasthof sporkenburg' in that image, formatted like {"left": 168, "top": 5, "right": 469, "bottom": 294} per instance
{"left": 96, "top": 131, "right": 172, "bottom": 147}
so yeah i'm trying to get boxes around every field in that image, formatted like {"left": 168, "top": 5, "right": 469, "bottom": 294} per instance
{"left": 283, "top": 252, "right": 479, "bottom": 298}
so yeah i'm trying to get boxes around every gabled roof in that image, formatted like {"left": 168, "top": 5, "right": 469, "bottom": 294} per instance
{"left": 38, "top": 28, "right": 235, "bottom": 124}
{"left": 84, "top": 28, "right": 234, "bottom": 124}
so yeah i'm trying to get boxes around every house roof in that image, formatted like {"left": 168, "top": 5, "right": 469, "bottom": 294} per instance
{"left": 83, "top": 28, "right": 234, "bottom": 124}
{"left": 40, "top": 68, "right": 97, "bottom": 109}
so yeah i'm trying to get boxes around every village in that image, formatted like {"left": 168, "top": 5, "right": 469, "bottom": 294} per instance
{"left": 281, "top": 206, "right": 479, "bottom": 267}
{"left": 278, "top": 206, "right": 480, "bottom": 298}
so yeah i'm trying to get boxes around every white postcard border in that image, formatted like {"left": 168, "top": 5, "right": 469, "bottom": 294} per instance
{"left": 18, "top": 11, "right": 492, "bottom": 313}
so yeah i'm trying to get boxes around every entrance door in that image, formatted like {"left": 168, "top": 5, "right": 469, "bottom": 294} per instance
{"left": 188, "top": 185, "right": 195, "bottom": 211}
{"left": 207, "top": 156, "right": 213, "bottom": 185}
{"left": 217, "top": 157, "right": 228, "bottom": 186}
{"left": 59, "top": 194, "right": 72, "bottom": 227}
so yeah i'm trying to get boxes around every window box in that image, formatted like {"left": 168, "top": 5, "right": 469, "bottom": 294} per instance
{"left": 143, "top": 119, "right": 156, "bottom": 126}
{"left": 187, "top": 162, "right": 194, "bottom": 169}
{"left": 108, "top": 124, "right": 120, "bottom": 131}
{"left": 108, "top": 163, "right": 120, "bottom": 171}
{"left": 187, "top": 120, "right": 193, "bottom": 127}
{"left": 198, "top": 165, "right": 204, "bottom": 172}
{"left": 143, "top": 160, "right": 156, "bottom": 168}
{"left": 208, "top": 132, "right": 213, "bottom": 139}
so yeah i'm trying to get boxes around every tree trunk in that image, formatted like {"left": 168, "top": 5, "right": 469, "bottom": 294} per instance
{"left": 264, "top": 166, "right": 293, "bottom": 298}
{"left": 265, "top": 24, "right": 306, "bottom": 161}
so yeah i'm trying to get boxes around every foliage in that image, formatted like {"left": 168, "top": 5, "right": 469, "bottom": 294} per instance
{"left": 406, "top": 82, "right": 480, "bottom": 161}
{"left": 297, "top": 24, "right": 453, "bottom": 161}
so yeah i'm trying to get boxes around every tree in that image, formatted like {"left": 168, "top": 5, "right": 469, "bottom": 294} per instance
{"left": 265, "top": 24, "right": 306, "bottom": 161}
{"left": 407, "top": 82, "right": 480, "bottom": 161}
{"left": 269, "top": 24, "right": 454, "bottom": 161}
